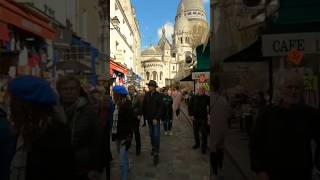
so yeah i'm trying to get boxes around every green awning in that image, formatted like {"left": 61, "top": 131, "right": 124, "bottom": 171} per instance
{"left": 278, "top": 0, "right": 320, "bottom": 24}
{"left": 196, "top": 38, "right": 211, "bottom": 71}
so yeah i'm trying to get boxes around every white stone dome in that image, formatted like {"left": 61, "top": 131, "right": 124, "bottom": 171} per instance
{"left": 175, "top": 5, "right": 190, "bottom": 34}
{"left": 176, "top": 0, "right": 206, "bottom": 16}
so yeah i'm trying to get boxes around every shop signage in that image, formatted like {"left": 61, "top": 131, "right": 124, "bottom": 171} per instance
{"left": 304, "top": 76, "right": 318, "bottom": 91}
{"left": 287, "top": 49, "right": 303, "bottom": 65}
{"left": 262, "top": 33, "right": 320, "bottom": 56}
{"left": 192, "top": 72, "right": 210, "bottom": 80}
{"left": 21, "top": 19, "right": 42, "bottom": 34}
{"left": 199, "top": 74, "right": 206, "bottom": 83}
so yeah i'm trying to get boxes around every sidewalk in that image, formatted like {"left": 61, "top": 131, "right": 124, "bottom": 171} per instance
{"left": 180, "top": 103, "right": 256, "bottom": 180}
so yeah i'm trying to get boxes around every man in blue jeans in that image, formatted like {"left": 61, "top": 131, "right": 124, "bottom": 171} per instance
{"left": 143, "top": 80, "right": 163, "bottom": 165}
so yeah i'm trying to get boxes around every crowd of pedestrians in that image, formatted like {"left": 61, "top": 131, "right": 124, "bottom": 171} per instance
{"left": 0, "top": 76, "right": 186, "bottom": 180}
{"left": 1, "top": 70, "right": 320, "bottom": 180}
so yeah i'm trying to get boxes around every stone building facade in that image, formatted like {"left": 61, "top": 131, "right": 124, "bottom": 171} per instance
{"left": 141, "top": 0, "right": 209, "bottom": 88}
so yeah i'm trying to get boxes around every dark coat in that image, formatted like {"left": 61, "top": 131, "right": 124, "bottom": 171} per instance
{"left": 143, "top": 91, "right": 163, "bottom": 121}
{"left": 161, "top": 94, "right": 173, "bottom": 120}
{"left": 0, "top": 108, "right": 16, "bottom": 180}
{"left": 55, "top": 97, "right": 106, "bottom": 173}
{"left": 250, "top": 104, "right": 320, "bottom": 178}
{"left": 130, "top": 94, "right": 142, "bottom": 118}
{"left": 188, "top": 94, "right": 210, "bottom": 120}
{"left": 26, "top": 120, "right": 75, "bottom": 180}
{"left": 113, "top": 100, "right": 134, "bottom": 141}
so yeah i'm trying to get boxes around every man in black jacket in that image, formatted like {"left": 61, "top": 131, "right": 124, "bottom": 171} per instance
{"left": 56, "top": 76, "right": 106, "bottom": 180}
{"left": 189, "top": 86, "right": 210, "bottom": 154}
{"left": 143, "top": 80, "right": 163, "bottom": 165}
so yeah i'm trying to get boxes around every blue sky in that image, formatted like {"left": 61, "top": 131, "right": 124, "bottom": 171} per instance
{"left": 131, "top": 0, "right": 210, "bottom": 50}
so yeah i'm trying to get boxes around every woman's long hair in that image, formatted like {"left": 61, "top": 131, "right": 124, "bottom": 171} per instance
{"left": 10, "top": 96, "right": 54, "bottom": 147}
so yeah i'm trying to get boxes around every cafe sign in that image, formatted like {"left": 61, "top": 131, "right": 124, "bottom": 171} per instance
{"left": 192, "top": 72, "right": 210, "bottom": 80}
{"left": 262, "top": 32, "right": 320, "bottom": 57}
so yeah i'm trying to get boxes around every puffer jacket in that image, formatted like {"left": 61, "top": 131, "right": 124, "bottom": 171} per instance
{"left": 55, "top": 97, "right": 106, "bottom": 173}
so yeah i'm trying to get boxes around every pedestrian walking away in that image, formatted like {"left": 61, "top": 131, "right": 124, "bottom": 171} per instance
{"left": 250, "top": 71, "right": 320, "bottom": 180}
{"left": 188, "top": 86, "right": 210, "bottom": 154}
{"left": 111, "top": 85, "right": 135, "bottom": 180}
{"left": 128, "top": 85, "right": 143, "bottom": 156}
{"left": 209, "top": 75, "right": 231, "bottom": 179}
{"left": 171, "top": 86, "right": 182, "bottom": 124}
{"left": 143, "top": 80, "right": 163, "bottom": 165}
{"left": 161, "top": 87, "right": 173, "bottom": 136}
{"left": 55, "top": 75, "right": 106, "bottom": 180}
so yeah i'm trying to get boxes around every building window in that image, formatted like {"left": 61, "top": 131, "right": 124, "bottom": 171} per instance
{"left": 160, "top": 72, "right": 163, "bottom": 80}
{"left": 173, "top": 53, "right": 176, "bottom": 57}
{"left": 188, "top": 12, "right": 191, "bottom": 15}
{"left": 152, "top": 71, "right": 157, "bottom": 81}
{"left": 173, "top": 66, "right": 175, "bottom": 70}
{"left": 180, "top": 37, "right": 183, "bottom": 44}
{"left": 185, "top": 37, "right": 189, "bottom": 43}
{"left": 193, "top": 12, "right": 196, "bottom": 14}
{"left": 146, "top": 71, "right": 150, "bottom": 80}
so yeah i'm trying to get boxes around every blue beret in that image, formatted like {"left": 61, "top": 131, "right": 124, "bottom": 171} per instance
{"left": 112, "top": 85, "right": 128, "bottom": 96}
{"left": 8, "top": 76, "right": 57, "bottom": 106}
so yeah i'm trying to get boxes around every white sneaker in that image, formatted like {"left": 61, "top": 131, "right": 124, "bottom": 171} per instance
{"left": 169, "top": 131, "right": 173, "bottom": 136}
{"left": 164, "top": 131, "right": 168, "bottom": 135}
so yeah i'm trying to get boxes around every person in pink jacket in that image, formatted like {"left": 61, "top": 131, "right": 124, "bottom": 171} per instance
{"left": 171, "top": 86, "right": 182, "bottom": 120}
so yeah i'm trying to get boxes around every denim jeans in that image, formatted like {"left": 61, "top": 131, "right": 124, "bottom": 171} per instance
{"left": 148, "top": 121, "right": 160, "bottom": 153}
{"left": 163, "top": 118, "right": 173, "bottom": 131}
{"left": 116, "top": 140, "right": 129, "bottom": 180}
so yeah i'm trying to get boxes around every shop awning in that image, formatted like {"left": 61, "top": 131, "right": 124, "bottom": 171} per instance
{"left": 196, "top": 38, "right": 210, "bottom": 71}
{"left": 180, "top": 74, "right": 193, "bottom": 82}
{"left": 224, "top": 39, "right": 271, "bottom": 63}
{"left": 110, "top": 59, "right": 128, "bottom": 75}
{"left": 0, "top": 21, "right": 9, "bottom": 42}
{"left": 0, "top": 0, "right": 56, "bottom": 39}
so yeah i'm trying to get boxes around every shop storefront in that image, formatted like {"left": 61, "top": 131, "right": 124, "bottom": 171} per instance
{"left": 110, "top": 59, "right": 128, "bottom": 86}
{"left": 262, "top": 31, "right": 320, "bottom": 108}
{"left": 181, "top": 38, "right": 210, "bottom": 92}
{"left": 0, "top": 0, "right": 55, "bottom": 78}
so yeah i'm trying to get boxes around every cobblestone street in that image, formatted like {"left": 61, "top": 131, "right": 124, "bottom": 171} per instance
{"left": 109, "top": 104, "right": 246, "bottom": 180}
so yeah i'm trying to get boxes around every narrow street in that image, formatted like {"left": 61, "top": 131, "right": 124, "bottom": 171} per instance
{"left": 109, "top": 103, "right": 246, "bottom": 180}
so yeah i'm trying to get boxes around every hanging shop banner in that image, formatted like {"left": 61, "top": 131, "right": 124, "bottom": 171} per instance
{"left": 262, "top": 32, "right": 320, "bottom": 57}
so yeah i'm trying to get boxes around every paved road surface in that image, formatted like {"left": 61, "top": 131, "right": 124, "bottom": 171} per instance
{"left": 108, "top": 112, "right": 246, "bottom": 180}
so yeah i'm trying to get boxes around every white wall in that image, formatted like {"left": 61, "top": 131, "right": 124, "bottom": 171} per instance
{"left": 110, "top": 0, "right": 135, "bottom": 70}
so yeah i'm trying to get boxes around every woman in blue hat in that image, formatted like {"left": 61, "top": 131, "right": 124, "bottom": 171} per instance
{"left": 111, "top": 85, "right": 134, "bottom": 180}
{"left": 7, "top": 76, "right": 74, "bottom": 180}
